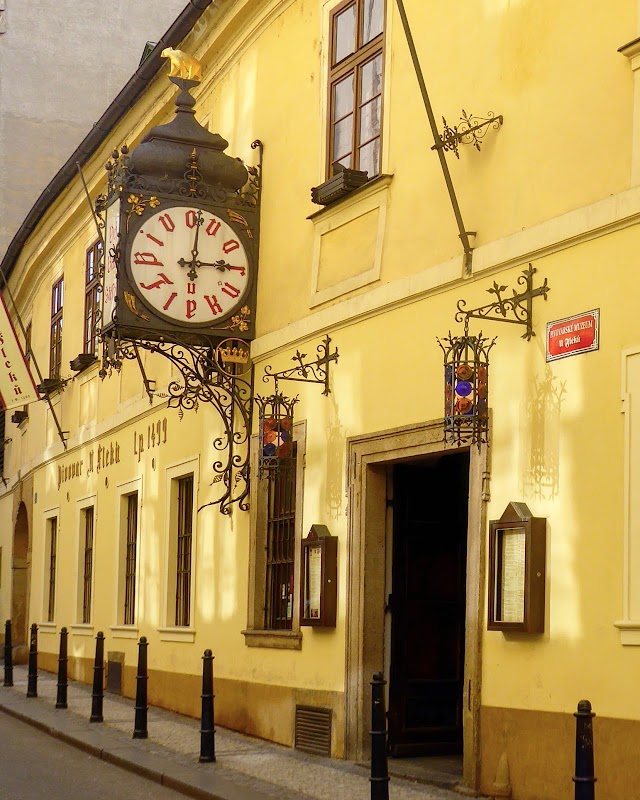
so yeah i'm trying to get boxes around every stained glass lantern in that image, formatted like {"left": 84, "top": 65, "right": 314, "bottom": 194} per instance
{"left": 437, "top": 329, "right": 496, "bottom": 447}
{"left": 255, "top": 392, "right": 298, "bottom": 477}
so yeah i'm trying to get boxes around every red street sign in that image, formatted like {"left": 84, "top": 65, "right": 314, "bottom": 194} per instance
{"left": 546, "top": 309, "right": 599, "bottom": 362}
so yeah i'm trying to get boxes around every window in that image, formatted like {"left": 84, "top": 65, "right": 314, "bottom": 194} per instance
{"left": 50, "top": 276, "right": 64, "bottom": 379}
{"left": 84, "top": 241, "right": 101, "bottom": 354}
{"left": 46, "top": 517, "right": 58, "bottom": 622}
{"left": 327, "top": 0, "right": 384, "bottom": 178}
{"left": 245, "top": 422, "right": 306, "bottom": 646}
{"left": 265, "top": 447, "right": 298, "bottom": 630}
{"left": 81, "top": 506, "right": 94, "bottom": 624}
{"left": 175, "top": 476, "right": 193, "bottom": 627}
{"left": 124, "top": 493, "right": 138, "bottom": 625}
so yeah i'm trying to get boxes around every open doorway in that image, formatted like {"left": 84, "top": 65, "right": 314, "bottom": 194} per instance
{"left": 345, "top": 422, "right": 486, "bottom": 793}
{"left": 12, "top": 501, "right": 30, "bottom": 659}
{"left": 387, "top": 454, "right": 469, "bottom": 757}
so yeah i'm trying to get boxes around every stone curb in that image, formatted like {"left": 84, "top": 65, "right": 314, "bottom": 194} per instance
{"left": 0, "top": 696, "right": 273, "bottom": 800}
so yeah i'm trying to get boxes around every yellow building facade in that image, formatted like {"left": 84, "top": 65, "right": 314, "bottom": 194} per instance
{"left": 2, "top": 1, "right": 640, "bottom": 797}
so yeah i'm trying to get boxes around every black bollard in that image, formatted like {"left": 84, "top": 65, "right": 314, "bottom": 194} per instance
{"left": 370, "top": 672, "right": 390, "bottom": 800}
{"left": 90, "top": 631, "right": 105, "bottom": 723}
{"left": 573, "top": 699, "right": 597, "bottom": 800}
{"left": 26, "top": 624, "right": 38, "bottom": 698}
{"left": 199, "top": 649, "right": 216, "bottom": 762}
{"left": 133, "top": 636, "right": 148, "bottom": 739}
{"left": 55, "top": 627, "right": 68, "bottom": 709}
{"left": 3, "top": 620, "right": 13, "bottom": 687}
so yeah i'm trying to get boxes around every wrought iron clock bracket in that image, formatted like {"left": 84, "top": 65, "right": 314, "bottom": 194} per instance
{"left": 455, "top": 264, "right": 549, "bottom": 341}
{"left": 100, "top": 332, "right": 253, "bottom": 515}
{"left": 262, "top": 335, "right": 339, "bottom": 395}
{"left": 433, "top": 110, "right": 503, "bottom": 159}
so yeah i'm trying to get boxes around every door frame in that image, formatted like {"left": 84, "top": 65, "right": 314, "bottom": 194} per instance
{"left": 344, "top": 419, "right": 488, "bottom": 792}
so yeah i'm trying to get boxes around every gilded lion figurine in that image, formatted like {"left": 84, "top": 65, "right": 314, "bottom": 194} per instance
{"left": 161, "top": 47, "right": 202, "bottom": 81}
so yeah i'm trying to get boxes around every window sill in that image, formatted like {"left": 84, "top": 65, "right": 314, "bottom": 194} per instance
{"left": 242, "top": 629, "right": 302, "bottom": 650}
{"left": 158, "top": 627, "right": 195, "bottom": 643}
{"left": 70, "top": 623, "right": 94, "bottom": 636}
{"left": 110, "top": 625, "right": 139, "bottom": 640}
{"left": 614, "top": 620, "right": 640, "bottom": 645}
{"left": 306, "top": 173, "right": 392, "bottom": 222}
{"left": 36, "top": 622, "right": 57, "bottom": 634}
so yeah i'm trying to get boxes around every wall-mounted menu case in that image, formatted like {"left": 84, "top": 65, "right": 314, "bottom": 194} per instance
{"left": 300, "top": 525, "right": 337, "bottom": 628}
{"left": 488, "top": 502, "right": 546, "bottom": 633}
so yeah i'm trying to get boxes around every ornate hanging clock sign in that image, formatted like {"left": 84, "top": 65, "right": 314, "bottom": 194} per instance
{"left": 98, "top": 75, "right": 260, "bottom": 348}
{"left": 94, "top": 68, "right": 262, "bottom": 515}
{"left": 110, "top": 195, "right": 258, "bottom": 342}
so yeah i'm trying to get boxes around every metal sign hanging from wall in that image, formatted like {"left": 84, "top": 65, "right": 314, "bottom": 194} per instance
{"left": 438, "top": 265, "right": 550, "bottom": 448}
{"left": 93, "top": 52, "right": 340, "bottom": 513}
{"left": 94, "top": 55, "right": 261, "bottom": 514}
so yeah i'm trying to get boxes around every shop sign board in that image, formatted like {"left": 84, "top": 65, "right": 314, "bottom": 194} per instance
{"left": 546, "top": 309, "right": 599, "bottom": 362}
{"left": 0, "top": 293, "right": 38, "bottom": 409}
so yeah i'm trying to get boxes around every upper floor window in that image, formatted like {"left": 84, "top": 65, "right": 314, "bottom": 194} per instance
{"left": 84, "top": 241, "right": 102, "bottom": 354}
{"left": 328, "top": 0, "right": 384, "bottom": 178}
{"left": 50, "top": 277, "right": 64, "bottom": 379}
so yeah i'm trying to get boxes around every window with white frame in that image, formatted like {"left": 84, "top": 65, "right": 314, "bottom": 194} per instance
{"left": 115, "top": 489, "right": 140, "bottom": 626}
{"left": 164, "top": 460, "right": 198, "bottom": 631}
{"left": 45, "top": 516, "right": 58, "bottom": 622}
{"left": 78, "top": 504, "right": 95, "bottom": 624}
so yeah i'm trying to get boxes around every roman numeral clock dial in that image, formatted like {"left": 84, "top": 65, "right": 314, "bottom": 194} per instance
{"left": 128, "top": 206, "right": 250, "bottom": 326}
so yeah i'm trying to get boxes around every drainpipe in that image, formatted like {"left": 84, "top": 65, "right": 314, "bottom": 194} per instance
{"left": 394, "top": 0, "right": 474, "bottom": 275}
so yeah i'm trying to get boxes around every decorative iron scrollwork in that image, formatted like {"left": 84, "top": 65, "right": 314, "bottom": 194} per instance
{"left": 263, "top": 335, "right": 339, "bottom": 396}
{"left": 254, "top": 336, "right": 339, "bottom": 477}
{"left": 101, "top": 329, "right": 252, "bottom": 515}
{"left": 434, "top": 110, "right": 503, "bottom": 159}
{"left": 456, "top": 264, "right": 549, "bottom": 341}
{"left": 437, "top": 327, "right": 496, "bottom": 448}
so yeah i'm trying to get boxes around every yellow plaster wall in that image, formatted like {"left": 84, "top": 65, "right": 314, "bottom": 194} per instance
{"left": 2, "top": 0, "right": 640, "bottom": 763}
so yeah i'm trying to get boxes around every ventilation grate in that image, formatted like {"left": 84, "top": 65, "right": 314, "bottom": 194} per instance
{"left": 294, "top": 705, "right": 332, "bottom": 757}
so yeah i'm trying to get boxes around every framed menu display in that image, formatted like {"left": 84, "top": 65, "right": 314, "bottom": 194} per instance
{"left": 488, "top": 502, "right": 546, "bottom": 633}
{"left": 300, "top": 525, "right": 337, "bottom": 628}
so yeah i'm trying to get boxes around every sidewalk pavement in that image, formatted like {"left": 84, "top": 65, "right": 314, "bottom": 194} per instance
{"left": 0, "top": 665, "right": 484, "bottom": 800}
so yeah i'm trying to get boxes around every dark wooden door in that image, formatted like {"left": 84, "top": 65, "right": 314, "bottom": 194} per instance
{"left": 388, "top": 453, "right": 469, "bottom": 756}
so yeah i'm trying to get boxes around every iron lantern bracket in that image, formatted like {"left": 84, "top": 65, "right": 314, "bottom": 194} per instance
{"left": 262, "top": 335, "right": 339, "bottom": 396}
{"left": 432, "top": 110, "right": 504, "bottom": 159}
{"left": 455, "top": 264, "right": 549, "bottom": 341}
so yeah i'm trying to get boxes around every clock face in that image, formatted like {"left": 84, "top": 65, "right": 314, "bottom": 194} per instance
{"left": 128, "top": 205, "right": 250, "bottom": 325}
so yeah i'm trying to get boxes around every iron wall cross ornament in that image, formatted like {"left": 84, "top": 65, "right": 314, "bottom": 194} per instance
{"left": 455, "top": 264, "right": 549, "bottom": 342}
{"left": 437, "top": 265, "right": 550, "bottom": 448}
{"left": 256, "top": 336, "right": 339, "bottom": 476}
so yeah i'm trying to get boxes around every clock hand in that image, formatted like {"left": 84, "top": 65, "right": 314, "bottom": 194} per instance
{"left": 191, "top": 210, "right": 203, "bottom": 260}
{"left": 177, "top": 211, "right": 205, "bottom": 280}
{"left": 193, "top": 260, "right": 246, "bottom": 274}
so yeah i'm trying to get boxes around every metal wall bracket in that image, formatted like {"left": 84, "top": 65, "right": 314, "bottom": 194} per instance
{"left": 455, "top": 264, "right": 549, "bottom": 341}
{"left": 434, "top": 110, "right": 503, "bottom": 159}
{"left": 262, "top": 335, "right": 339, "bottom": 396}
{"left": 101, "top": 332, "right": 252, "bottom": 515}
